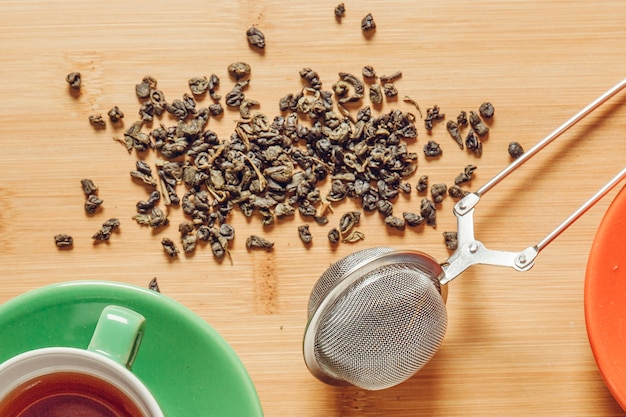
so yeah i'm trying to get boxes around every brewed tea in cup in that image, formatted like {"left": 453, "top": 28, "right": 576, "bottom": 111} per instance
{"left": 0, "top": 305, "right": 163, "bottom": 417}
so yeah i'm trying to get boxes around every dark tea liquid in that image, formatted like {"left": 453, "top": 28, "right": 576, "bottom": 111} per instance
{"left": 0, "top": 371, "right": 145, "bottom": 417}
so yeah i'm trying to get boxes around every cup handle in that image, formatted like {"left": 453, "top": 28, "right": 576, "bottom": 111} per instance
{"left": 88, "top": 305, "right": 146, "bottom": 369}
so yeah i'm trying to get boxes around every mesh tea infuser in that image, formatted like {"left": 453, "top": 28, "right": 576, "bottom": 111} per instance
{"left": 303, "top": 78, "right": 626, "bottom": 391}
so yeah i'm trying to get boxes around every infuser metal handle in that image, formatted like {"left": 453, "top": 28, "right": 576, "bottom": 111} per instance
{"left": 474, "top": 77, "right": 626, "bottom": 198}
{"left": 440, "top": 78, "right": 626, "bottom": 285}
{"left": 441, "top": 168, "right": 626, "bottom": 284}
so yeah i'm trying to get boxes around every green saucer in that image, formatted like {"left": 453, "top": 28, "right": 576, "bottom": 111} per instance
{"left": 0, "top": 281, "right": 264, "bottom": 417}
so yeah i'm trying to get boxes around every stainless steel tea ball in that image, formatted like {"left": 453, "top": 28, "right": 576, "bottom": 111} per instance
{"left": 303, "top": 78, "right": 626, "bottom": 390}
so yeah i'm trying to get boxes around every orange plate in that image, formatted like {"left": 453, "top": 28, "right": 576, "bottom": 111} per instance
{"left": 585, "top": 183, "right": 626, "bottom": 410}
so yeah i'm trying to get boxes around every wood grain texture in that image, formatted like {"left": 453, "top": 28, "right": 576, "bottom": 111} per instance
{"left": 1, "top": 1, "right": 626, "bottom": 415}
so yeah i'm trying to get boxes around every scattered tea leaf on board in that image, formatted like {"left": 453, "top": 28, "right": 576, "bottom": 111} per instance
{"left": 479, "top": 102, "right": 495, "bottom": 119}
{"left": 246, "top": 235, "right": 274, "bottom": 250}
{"left": 298, "top": 224, "right": 313, "bottom": 244}
{"left": 246, "top": 27, "right": 266, "bottom": 49}
{"left": 161, "top": 237, "right": 179, "bottom": 257}
{"left": 508, "top": 141, "right": 525, "bottom": 159}
{"left": 361, "top": 13, "right": 376, "bottom": 31}
{"left": 92, "top": 218, "right": 120, "bottom": 241}
{"left": 148, "top": 277, "right": 161, "bottom": 292}
{"left": 334, "top": 3, "right": 345, "bottom": 20}
{"left": 443, "top": 231, "right": 458, "bottom": 251}
{"left": 54, "top": 234, "right": 73, "bottom": 248}
{"left": 342, "top": 230, "right": 365, "bottom": 243}
{"left": 66, "top": 72, "right": 81, "bottom": 90}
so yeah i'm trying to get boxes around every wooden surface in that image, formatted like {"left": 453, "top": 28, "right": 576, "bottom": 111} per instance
{"left": 1, "top": 1, "right": 626, "bottom": 416}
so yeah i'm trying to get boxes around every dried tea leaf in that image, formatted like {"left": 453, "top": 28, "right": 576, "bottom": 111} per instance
{"left": 342, "top": 230, "right": 365, "bottom": 243}
{"left": 420, "top": 199, "right": 437, "bottom": 227}
{"left": 361, "top": 13, "right": 376, "bottom": 31}
{"left": 479, "top": 102, "right": 494, "bottom": 119}
{"left": 246, "top": 235, "right": 274, "bottom": 250}
{"left": 81, "top": 179, "right": 98, "bottom": 195}
{"left": 465, "top": 129, "right": 483, "bottom": 157}
{"left": 89, "top": 114, "right": 106, "bottom": 128}
{"left": 403, "top": 212, "right": 424, "bottom": 227}
{"left": 334, "top": 3, "right": 345, "bottom": 19}
{"left": 188, "top": 76, "right": 209, "bottom": 96}
{"left": 443, "top": 231, "right": 458, "bottom": 251}
{"left": 448, "top": 185, "right": 470, "bottom": 200}
{"left": 384, "top": 215, "right": 405, "bottom": 231}
{"left": 66, "top": 72, "right": 81, "bottom": 90}
{"left": 446, "top": 120, "right": 463, "bottom": 149}
{"left": 161, "top": 237, "right": 180, "bottom": 257}
{"left": 508, "top": 141, "right": 525, "bottom": 158}
{"left": 423, "top": 140, "right": 442, "bottom": 158}
{"left": 228, "top": 62, "right": 251, "bottom": 81}
{"left": 54, "top": 234, "right": 73, "bottom": 248}
{"left": 416, "top": 175, "right": 429, "bottom": 193}
{"left": 148, "top": 277, "right": 161, "bottom": 292}
{"left": 455, "top": 164, "right": 477, "bottom": 185}
{"left": 93, "top": 218, "right": 120, "bottom": 241}
{"left": 85, "top": 194, "right": 103, "bottom": 214}
{"left": 431, "top": 183, "right": 448, "bottom": 204}
{"left": 246, "top": 26, "right": 266, "bottom": 49}
{"left": 107, "top": 106, "right": 124, "bottom": 123}
{"left": 298, "top": 224, "right": 313, "bottom": 244}
{"left": 328, "top": 227, "right": 340, "bottom": 244}
{"left": 469, "top": 111, "right": 489, "bottom": 136}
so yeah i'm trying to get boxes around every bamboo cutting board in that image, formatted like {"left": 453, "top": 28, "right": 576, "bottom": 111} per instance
{"left": 1, "top": 1, "right": 626, "bottom": 416}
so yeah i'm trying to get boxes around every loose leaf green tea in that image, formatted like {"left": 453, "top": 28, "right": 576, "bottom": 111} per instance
{"left": 54, "top": 234, "right": 74, "bottom": 248}
{"left": 403, "top": 96, "right": 423, "bottom": 118}
{"left": 361, "top": 13, "right": 376, "bottom": 31}
{"left": 342, "top": 230, "right": 365, "bottom": 243}
{"left": 384, "top": 215, "right": 405, "bottom": 231}
{"left": 188, "top": 76, "right": 209, "bottom": 96}
{"left": 161, "top": 237, "right": 179, "bottom": 257}
{"left": 107, "top": 106, "right": 124, "bottom": 123}
{"left": 89, "top": 114, "right": 106, "bottom": 128}
{"left": 403, "top": 212, "right": 424, "bottom": 227}
{"left": 508, "top": 141, "right": 525, "bottom": 158}
{"left": 81, "top": 179, "right": 98, "bottom": 195}
{"left": 469, "top": 111, "right": 489, "bottom": 136}
{"left": 148, "top": 277, "right": 161, "bottom": 292}
{"left": 92, "top": 218, "right": 120, "bottom": 241}
{"left": 420, "top": 198, "right": 437, "bottom": 227}
{"left": 455, "top": 164, "right": 477, "bottom": 185}
{"left": 448, "top": 185, "right": 470, "bottom": 200}
{"left": 328, "top": 227, "right": 340, "bottom": 244}
{"left": 334, "top": 3, "right": 345, "bottom": 19}
{"left": 416, "top": 175, "right": 429, "bottom": 193}
{"left": 479, "top": 102, "right": 495, "bottom": 119}
{"left": 465, "top": 129, "right": 482, "bottom": 157}
{"left": 66, "top": 72, "right": 81, "bottom": 90}
{"left": 443, "top": 231, "right": 458, "bottom": 250}
{"left": 85, "top": 194, "right": 103, "bottom": 214}
{"left": 431, "top": 183, "right": 448, "bottom": 204}
{"left": 362, "top": 65, "right": 376, "bottom": 79}
{"left": 71, "top": 63, "right": 499, "bottom": 257}
{"left": 298, "top": 224, "right": 313, "bottom": 244}
{"left": 246, "top": 235, "right": 274, "bottom": 250}
{"left": 246, "top": 27, "right": 266, "bottom": 49}
{"left": 425, "top": 105, "right": 445, "bottom": 130}
{"left": 424, "top": 140, "right": 443, "bottom": 158}
{"left": 446, "top": 120, "right": 463, "bottom": 149}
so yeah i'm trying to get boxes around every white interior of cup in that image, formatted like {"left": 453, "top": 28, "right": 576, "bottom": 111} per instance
{"left": 0, "top": 347, "right": 163, "bottom": 417}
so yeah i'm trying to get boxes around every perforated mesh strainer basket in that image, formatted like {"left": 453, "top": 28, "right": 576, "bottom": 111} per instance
{"left": 305, "top": 248, "right": 447, "bottom": 390}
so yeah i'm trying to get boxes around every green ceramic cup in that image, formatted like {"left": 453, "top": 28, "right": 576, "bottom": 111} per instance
{"left": 0, "top": 304, "right": 164, "bottom": 417}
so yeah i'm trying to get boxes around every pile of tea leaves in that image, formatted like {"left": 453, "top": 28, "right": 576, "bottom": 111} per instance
{"left": 62, "top": 63, "right": 505, "bottom": 259}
